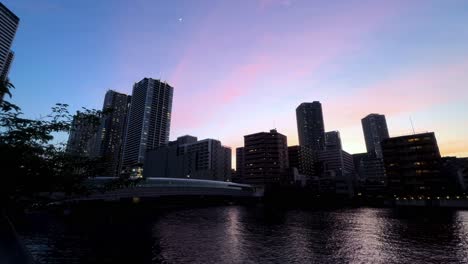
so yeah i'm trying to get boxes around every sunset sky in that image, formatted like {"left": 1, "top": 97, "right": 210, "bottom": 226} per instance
{"left": 5, "top": 0, "right": 468, "bottom": 161}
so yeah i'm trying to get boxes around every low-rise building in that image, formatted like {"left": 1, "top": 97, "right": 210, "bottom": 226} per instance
{"left": 144, "top": 135, "right": 231, "bottom": 182}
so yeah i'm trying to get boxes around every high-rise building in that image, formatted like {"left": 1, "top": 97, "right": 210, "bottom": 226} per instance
{"left": 296, "top": 102, "right": 325, "bottom": 151}
{"left": 288, "top": 145, "right": 315, "bottom": 186}
{"left": 66, "top": 112, "right": 100, "bottom": 156}
{"left": 234, "top": 147, "right": 245, "bottom": 183}
{"left": 288, "top": 146, "right": 315, "bottom": 177}
{"left": 0, "top": 50, "right": 13, "bottom": 81}
{"left": 242, "top": 129, "right": 289, "bottom": 185}
{"left": 361, "top": 114, "right": 389, "bottom": 158}
{"left": 325, "top": 131, "right": 342, "bottom": 150}
{"left": 316, "top": 149, "right": 355, "bottom": 196}
{"left": 0, "top": 3, "right": 19, "bottom": 82}
{"left": 382, "top": 132, "right": 444, "bottom": 195}
{"left": 316, "top": 149, "right": 355, "bottom": 176}
{"left": 121, "top": 78, "right": 173, "bottom": 173}
{"left": 144, "top": 135, "right": 232, "bottom": 181}
{"left": 94, "top": 90, "right": 131, "bottom": 176}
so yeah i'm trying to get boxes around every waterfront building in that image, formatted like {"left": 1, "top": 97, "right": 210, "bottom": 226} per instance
{"left": 382, "top": 132, "right": 444, "bottom": 195}
{"left": 241, "top": 129, "right": 289, "bottom": 185}
{"left": 440, "top": 157, "right": 468, "bottom": 193}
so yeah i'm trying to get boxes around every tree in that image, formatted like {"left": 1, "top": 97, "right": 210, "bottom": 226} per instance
{"left": 0, "top": 78, "right": 14, "bottom": 103}
{"left": 0, "top": 84, "right": 104, "bottom": 208}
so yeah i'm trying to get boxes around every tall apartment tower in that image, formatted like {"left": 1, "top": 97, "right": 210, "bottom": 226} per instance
{"left": 66, "top": 112, "right": 100, "bottom": 156}
{"left": 94, "top": 90, "right": 131, "bottom": 176}
{"left": 242, "top": 129, "right": 289, "bottom": 185}
{"left": 325, "top": 131, "right": 342, "bottom": 150}
{"left": 361, "top": 113, "right": 389, "bottom": 158}
{"left": 296, "top": 102, "right": 325, "bottom": 151}
{"left": 0, "top": 3, "right": 19, "bottom": 82}
{"left": 121, "top": 78, "right": 174, "bottom": 173}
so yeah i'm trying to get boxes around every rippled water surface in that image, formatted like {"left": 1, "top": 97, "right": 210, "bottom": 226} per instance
{"left": 16, "top": 206, "right": 468, "bottom": 263}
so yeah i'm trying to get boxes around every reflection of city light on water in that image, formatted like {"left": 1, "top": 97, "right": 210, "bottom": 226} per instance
{"left": 225, "top": 207, "right": 242, "bottom": 260}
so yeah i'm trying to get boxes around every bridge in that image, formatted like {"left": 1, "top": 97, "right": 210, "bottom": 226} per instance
{"left": 71, "top": 177, "right": 263, "bottom": 202}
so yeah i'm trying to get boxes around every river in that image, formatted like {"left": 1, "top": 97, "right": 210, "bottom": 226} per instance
{"left": 14, "top": 206, "right": 468, "bottom": 263}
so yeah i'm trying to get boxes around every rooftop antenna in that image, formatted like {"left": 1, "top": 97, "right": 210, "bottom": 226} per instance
{"left": 409, "top": 116, "right": 416, "bottom": 134}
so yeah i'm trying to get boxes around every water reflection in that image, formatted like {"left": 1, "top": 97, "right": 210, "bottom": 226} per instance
{"left": 14, "top": 206, "right": 468, "bottom": 263}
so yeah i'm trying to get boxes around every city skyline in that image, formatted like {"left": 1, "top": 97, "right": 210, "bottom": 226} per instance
{"left": 3, "top": 0, "right": 468, "bottom": 161}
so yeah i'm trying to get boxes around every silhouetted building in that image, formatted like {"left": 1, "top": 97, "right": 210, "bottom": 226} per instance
{"left": 66, "top": 112, "right": 100, "bottom": 156}
{"left": 94, "top": 90, "right": 131, "bottom": 176}
{"left": 0, "top": 3, "right": 19, "bottom": 83}
{"left": 325, "top": 131, "right": 342, "bottom": 150}
{"left": 234, "top": 147, "right": 245, "bottom": 183}
{"left": 382, "top": 132, "right": 444, "bottom": 195}
{"left": 288, "top": 145, "right": 315, "bottom": 186}
{"left": 317, "top": 149, "right": 355, "bottom": 197}
{"left": 121, "top": 78, "right": 173, "bottom": 175}
{"left": 352, "top": 153, "right": 368, "bottom": 180}
{"left": 441, "top": 157, "right": 468, "bottom": 193}
{"left": 296, "top": 102, "right": 325, "bottom": 151}
{"left": 242, "top": 129, "right": 289, "bottom": 185}
{"left": 144, "top": 135, "right": 231, "bottom": 181}
{"left": 361, "top": 156, "right": 386, "bottom": 195}
{"left": 361, "top": 113, "right": 389, "bottom": 158}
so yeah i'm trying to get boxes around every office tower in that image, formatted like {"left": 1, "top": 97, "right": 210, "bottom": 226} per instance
{"left": 242, "top": 129, "right": 289, "bottom": 185}
{"left": 0, "top": 50, "right": 13, "bottom": 81}
{"left": 317, "top": 149, "right": 355, "bottom": 176}
{"left": 288, "top": 145, "right": 315, "bottom": 186}
{"left": 121, "top": 78, "right": 173, "bottom": 173}
{"left": 234, "top": 147, "right": 245, "bottom": 183}
{"left": 382, "top": 132, "right": 444, "bottom": 195}
{"left": 66, "top": 112, "right": 100, "bottom": 156}
{"left": 440, "top": 157, "right": 468, "bottom": 193}
{"left": 325, "top": 131, "right": 342, "bottom": 150}
{"left": 359, "top": 156, "right": 386, "bottom": 194}
{"left": 352, "top": 153, "right": 368, "bottom": 178}
{"left": 316, "top": 149, "right": 355, "bottom": 196}
{"left": 296, "top": 102, "right": 325, "bottom": 151}
{"left": 94, "top": 90, "right": 131, "bottom": 176}
{"left": 353, "top": 152, "right": 387, "bottom": 195}
{"left": 288, "top": 146, "right": 315, "bottom": 177}
{"left": 361, "top": 114, "right": 389, "bottom": 158}
{"left": 144, "top": 135, "right": 232, "bottom": 181}
{"left": 0, "top": 3, "right": 19, "bottom": 82}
